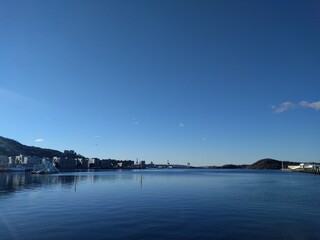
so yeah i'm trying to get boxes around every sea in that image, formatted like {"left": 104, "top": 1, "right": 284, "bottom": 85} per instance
{"left": 1, "top": 169, "right": 320, "bottom": 240}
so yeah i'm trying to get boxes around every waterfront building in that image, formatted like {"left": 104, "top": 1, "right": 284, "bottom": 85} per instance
{"left": 8, "top": 155, "right": 24, "bottom": 165}
{"left": 139, "top": 161, "right": 146, "bottom": 168}
{"left": 15, "top": 154, "right": 24, "bottom": 164}
{"left": 288, "top": 163, "right": 320, "bottom": 170}
{"left": 88, "top": 158, "right": 100, "bottom": 168}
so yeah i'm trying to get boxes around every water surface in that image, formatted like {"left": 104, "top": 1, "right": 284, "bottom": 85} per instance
{"left": 1, "top": 169, "right": 319, "bottom": 240}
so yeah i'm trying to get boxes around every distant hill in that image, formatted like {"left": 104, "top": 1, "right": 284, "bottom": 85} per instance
{"left": 207, "top": 159, "right": 301, "bottom": 170}
{"left": 248, "top": 158, "right": 300, "bottom": 169}
{"left": 0, "top": 136, "right": 67, "bottom": 158}
{"left": 0, "top": 136, "right": 304, "bottom": 169}
{"left": 208, "top": 164, "right": 249, "bottom": 169}
{"left": 220, "top": 164, "right": 249, "bottom": 169}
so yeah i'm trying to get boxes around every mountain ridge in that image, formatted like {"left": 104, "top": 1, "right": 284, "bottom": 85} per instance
{"left": 0, "top": 136, "right": 66, "bottom": 158}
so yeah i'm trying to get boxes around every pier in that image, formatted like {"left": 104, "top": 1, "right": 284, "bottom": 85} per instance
{"left": 294, "top": 167, "right": 320, "bottom": 175}
{"left": 289, "top": 163, "right": 320, "bottom": 175}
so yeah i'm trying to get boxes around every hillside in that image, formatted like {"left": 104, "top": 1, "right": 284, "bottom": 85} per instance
{"left": 248, "top": 158, "right": 299, "bottom": 169}
{"left": 207, "top": 159, "right": 301, "bottom": 170}
{"left": 0, "top": 136, "right": 64, "bottom": 158}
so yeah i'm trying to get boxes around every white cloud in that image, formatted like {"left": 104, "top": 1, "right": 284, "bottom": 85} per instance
{"left": 272, "top": 100, "right": 320, "bottom": 113}
{"left": 179, "top": 122, "right": 185, "bottom": 128}
{"left": 299, "top": 101, "right": 320, "bottom": 110}
{"left": 272, "top": 101, "right": 296, "bottom": 113}
{"left": 93, "top": 135, "right": 101, "bottom": 138}
{"left": 35, "top": 139, "right": 44, "bottom": 142}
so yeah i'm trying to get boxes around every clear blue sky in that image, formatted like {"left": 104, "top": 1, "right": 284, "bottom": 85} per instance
{"left": 1, "top": 0, "right": 319, "bottom": 165}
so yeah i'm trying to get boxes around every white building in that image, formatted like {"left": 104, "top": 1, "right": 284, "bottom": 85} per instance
{"left": 288, "top": 163, "right": 320, "bottom": 170}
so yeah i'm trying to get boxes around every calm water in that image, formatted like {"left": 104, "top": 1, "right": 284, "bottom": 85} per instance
{"left": 1, "top": 169, "right": 320, "bottom": 240}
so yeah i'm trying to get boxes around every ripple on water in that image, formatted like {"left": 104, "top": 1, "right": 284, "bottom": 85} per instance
{"left": 1, "top": 170, "right": 320, "bottom": 240}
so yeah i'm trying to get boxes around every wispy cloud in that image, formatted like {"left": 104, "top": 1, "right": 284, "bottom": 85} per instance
{"left": 35, "top": 139, "right": 44, "bottom": 142}
{"left": 272, "top": 100, "right": 320, "bottom": 113}
{"left": 0, "top": 88, "right": 41, "bottom": 107}
{"left": 93, "top": 135, "right": 101, "bottom": 138}
{"left": 299, "top": 101, "right": 320, "bottom": 110}
{"left": 272, "top": 101, "right": 296, "bottom": 113}
{"left": 179, "top": 121, "right": 185, "bottom": 128}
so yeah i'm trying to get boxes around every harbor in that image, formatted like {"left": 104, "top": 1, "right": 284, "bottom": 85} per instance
{"left": 287, "top": 163, "right": 320, "bottom": 175}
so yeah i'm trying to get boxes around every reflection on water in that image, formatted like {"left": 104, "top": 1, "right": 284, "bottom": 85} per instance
{"left": 0, "top": 170, "right": 137, "bottom": 196}
{"left": 140, "top": 174, "right": 143, "bottom": 190}
{"left": 1, "top": 169, "right": 320, "bottom": 240}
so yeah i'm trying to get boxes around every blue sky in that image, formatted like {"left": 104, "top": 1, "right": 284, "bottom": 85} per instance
{"left": 1, "top": 0, "right": 319, "bottom": 165}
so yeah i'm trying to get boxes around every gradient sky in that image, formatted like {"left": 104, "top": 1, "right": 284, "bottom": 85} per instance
{"left": 1, "top": 0, "right": 319, "bottom": 166}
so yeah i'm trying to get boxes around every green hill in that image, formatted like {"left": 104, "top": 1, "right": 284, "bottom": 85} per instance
{"left": 0, "top": 136, "right": 64, "bottom": 158}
